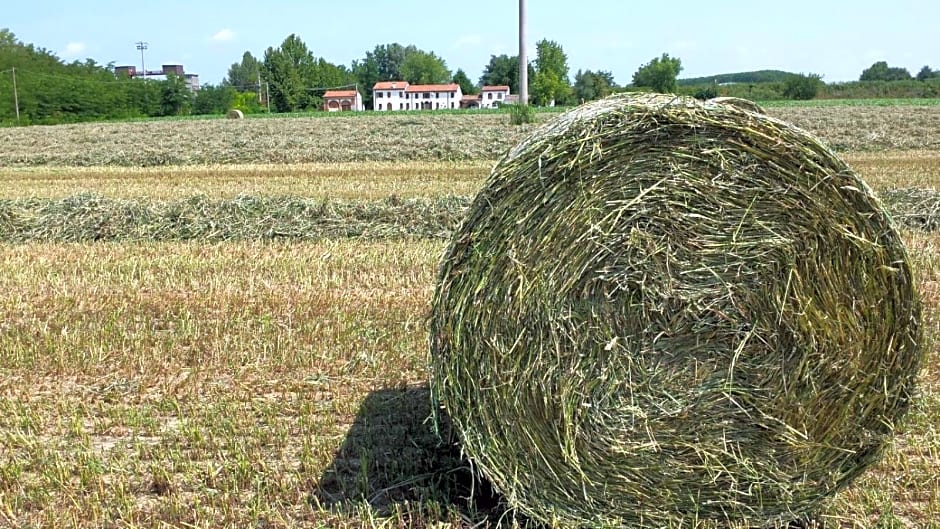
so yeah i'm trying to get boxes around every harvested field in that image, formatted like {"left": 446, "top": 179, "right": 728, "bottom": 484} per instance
{"left": 0, "top": 237, "right": 937, "bottom": 528}
{"left": 0, "top": 106, "right": 938, "bottom": 168}
{"left": 0, "top": 104, "right": 939, "bottom": 528}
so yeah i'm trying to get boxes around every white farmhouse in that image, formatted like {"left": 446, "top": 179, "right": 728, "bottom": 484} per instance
{"left": 373, "top": 81, "right": 409, "bottom": 111}
{"left": 405, "top": 83, "right": 462, "bottom": 110}
{"left": 372, "top": 81, "right": 463, "bottom": 111}
{"left": 480, "top": 85, "right": 511, "bottom": 108}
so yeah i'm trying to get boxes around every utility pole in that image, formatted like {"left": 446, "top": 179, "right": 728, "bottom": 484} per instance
{"left": 265, "top": 82, "right": 271, "bottom": 113}
{"left": 257, "top": 71, "right": 263, "bottom": 104}
{"left": 11, "top": 67, "right": 20, "bottom": 122}
{"left": 136, "top": 41, "right": 148, "bottom": 81}
{"left": 519, "top": 0, "right": 528, "bottom": 105}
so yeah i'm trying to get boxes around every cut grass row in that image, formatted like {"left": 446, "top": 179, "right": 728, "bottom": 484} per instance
{"left": 0, "top": 237, "right": 937, "bottom": 528}
{"left": 1, "top": 106, "right": 938, "bottom": 168}
{"left": 0, "top": 188, "right": 937, "bottom": 243}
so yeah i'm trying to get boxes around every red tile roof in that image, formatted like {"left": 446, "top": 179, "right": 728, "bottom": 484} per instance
{"left": 323, "top": 90, "right": 358, "bottom": 98}
{"left": 405, "top": 83, "right": 460, "bottom": 93}
{"left": 482, "top": 85, "right": 511, "bottom": 92}
{"left": 373, "top": 81, "right": 408, "bottom": 90}
{"left": 461, "top": 94, "right": 481, "bottom": 101}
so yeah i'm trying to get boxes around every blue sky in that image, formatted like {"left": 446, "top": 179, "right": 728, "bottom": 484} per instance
{"left": 5, "top": 0, "right": 938, "bottom": 85}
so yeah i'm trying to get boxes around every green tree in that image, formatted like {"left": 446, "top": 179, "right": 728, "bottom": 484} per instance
{"left": 262, "top": 34, "right": 318, "bottom": 112}
{"left": 193, "top": 84, "right": 237, "bottom": 115}
{"left": 453, "top": 68, "right": 477, "bottom": 95}
{"left": 479, "top": 54, "right": 534, "bottom": 94}
{"left": 530, "top": 39, "right": 571, "bottom": 105}
{"left": 400, "top": 50, "right": 451, "bottom": 85}
{"left": 782, "top": 73, "right": 822, "bottom": 100}
{"left": 160, "top": 74, "right": 193, "bottom": 116}
{"left": 0, "top": 28, "right": 167, "bottom": 124}
{"left": 573, "top": 69, "right": 616, "bottom": 102}
{"left": 632, "top": 53, "right": 683, "bottom": 93}
{"left": 860, "top": 61, "right": 912, "bottom": 81}
{"left": 916, "top": 65, "right": 938, "bottom": 81}
{"left": 224, "top": 51, "right": 261, "bottom": 91}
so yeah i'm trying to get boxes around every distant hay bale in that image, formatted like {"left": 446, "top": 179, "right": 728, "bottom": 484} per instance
{"left": 429, "top": 93, "right": 922, "bottom": 527}
{"left": 708, "top": 95, "right": 766, "bottom": 114}
{"left": 226, "top": 109, "right": 245, "bottom": 120}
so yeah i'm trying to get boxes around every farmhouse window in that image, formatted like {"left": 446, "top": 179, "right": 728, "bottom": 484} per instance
{"left": 488, "top": 93, "right": 493, "bottom": 99}
{"left": 386, "top": 92, "right": 391, "bottom": 98}
{"left": 376, "top": 92, "right": 382, "bottom": 98}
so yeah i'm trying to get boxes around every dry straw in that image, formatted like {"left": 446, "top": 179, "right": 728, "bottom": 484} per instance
{"left": 429, "top": 93, "right": 922, "bottom": 527}
{"left": 226, "top": 109, "right": 245, "bottom": 119}
{"left": 708, "top": 96, "right": 766, "bottom": 114}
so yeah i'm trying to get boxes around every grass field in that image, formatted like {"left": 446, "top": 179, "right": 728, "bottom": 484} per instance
{"left": 1, "top": 106, "right": 939, "bottom": 528}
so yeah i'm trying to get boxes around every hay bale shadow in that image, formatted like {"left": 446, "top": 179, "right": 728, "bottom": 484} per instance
{"left": 312, "top": 386, "right": 506, "bottom": 523}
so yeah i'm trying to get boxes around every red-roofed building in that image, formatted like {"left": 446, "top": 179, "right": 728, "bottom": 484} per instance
{"left": 323, "top": 89, "right": 363, "bottom": 112}
{"left": 481, "top": 85, "right": 511, "bottom": 108}
{"left": 373, "top": 81, "right": 464, "bottom": 111}
{"left": 405, "top": 83, "right": 462, "bottom": 110}
{"left": 373, "top": 81, "right": 409, "bottom": 111}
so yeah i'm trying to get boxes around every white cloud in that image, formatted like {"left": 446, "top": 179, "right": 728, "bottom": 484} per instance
{"left": 61, "top": 41, "right": 87, "bottom": 59}
{"left": 210, "top": 29, "right": 236, "bottom": 43}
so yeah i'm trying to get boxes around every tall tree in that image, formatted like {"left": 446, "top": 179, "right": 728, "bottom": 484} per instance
{"left": 479, "top": 54, "right": 534, "bottom": 94}
{"left": 400, "top": 50, "right": 451, "bottom": 85}
{"left": 860, "top": 61, "right": 912, "bottom": 81}
{"left": 224, "top": 51, "right": 261, "bottom": 91}
{"left": 262, "top": 34, "right": 318, "bottom": 112}
{"left": 916, "top": 65, "right": 937, "bottom": 81}
{"left": 573, "top": 69, "right": 616, "bottom": 102}
{"left": 453, "top": 68, "right": 477, "bottom": 95}
{"left": 632, "top": 53, "right": 683, "bottom": 93}
{"left": 193, "top": 84, "right": 237, "bottom": 115}
{"left": 531, "top": 39, "right": 571, "bottom": 106}
{"left": 160, "top": 73, "right": 193, "bottom": 115}
{"left": 782, "top": 73, "right": 822, "bottom": 100}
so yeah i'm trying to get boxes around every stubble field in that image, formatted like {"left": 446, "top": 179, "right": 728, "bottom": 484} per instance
{"left": 1, "top": 105, "right": 939, "bottom": 528}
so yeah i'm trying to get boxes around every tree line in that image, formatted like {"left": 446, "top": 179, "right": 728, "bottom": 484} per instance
{"left": 2, "top": 25, "right": 939, "bottom": 125}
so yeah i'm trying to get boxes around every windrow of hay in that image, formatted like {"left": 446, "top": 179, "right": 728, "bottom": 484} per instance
{"left": 880, "top": 187, "right": 940, "bottom": 231}
{"left": 1, "top": 191, "right": 936, "bottom": 243}
{"left": 429, "top": 93, "right": 923, "bottom": 527}
{"left": 0, "top": 194, "right": 464, "bottom": 242}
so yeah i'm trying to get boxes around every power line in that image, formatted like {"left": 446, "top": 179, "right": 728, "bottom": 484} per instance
{"left": 305, "top": 83, "right": 359, "bottom": 92}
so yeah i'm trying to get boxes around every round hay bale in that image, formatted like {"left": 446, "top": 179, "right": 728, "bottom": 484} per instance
{"left": 429, "top": 93, "right": 922, "bottom": 527}
{"left": 708, "top": 95, "right": 766, "bottom": 114}
{"left": 226, "top": 109, "right": 245, "bottom": 120}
